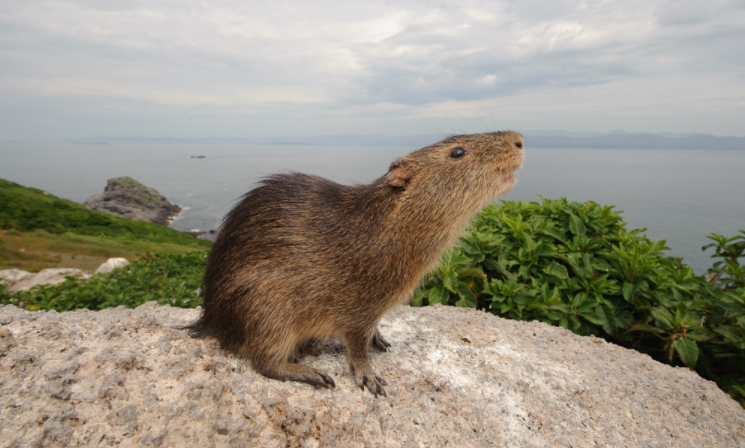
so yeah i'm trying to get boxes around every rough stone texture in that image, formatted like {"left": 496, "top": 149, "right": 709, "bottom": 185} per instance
{"left": 84, "top": 177, "right": 180, "bottom": 225}
{"left": 0, "top": 303, "right": 743, "bottom": 448}
{"left": 0, "top": 268, "right": 91, "bottom": 293}
{"left": 94, "top": 258, "right": 130, "bottom": 275}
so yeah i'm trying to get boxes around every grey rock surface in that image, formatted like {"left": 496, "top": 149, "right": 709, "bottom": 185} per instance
{"left": 94, "top": 258, "right": 130, "bottom": 275}
{"left": 0, "top": 303, "right": 743, "bottom": 447}
{"left": 0, "top": 268, "right": 91, "bottom": 293}
{"left": 84, "top": 177, "right": 180, "bottom": 225}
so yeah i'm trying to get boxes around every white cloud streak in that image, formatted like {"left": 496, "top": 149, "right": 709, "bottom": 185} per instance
{"left": 0, "top": 0, "right": 743, "bottom": 138}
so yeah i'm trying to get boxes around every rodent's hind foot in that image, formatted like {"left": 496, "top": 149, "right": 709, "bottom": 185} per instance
{"left": 351, "top": 364, "right": 388, "bottom": 397}
{"left": 370, "top": 329, "right": 391, "bottom": 352}
{"left": 267, "top": 363, "right": 336, "bottom": 389}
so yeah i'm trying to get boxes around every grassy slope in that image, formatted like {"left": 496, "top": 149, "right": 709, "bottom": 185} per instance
{"left": 0, "top": 178, "right": 210, "bottom": 247}
{"left": 0, "top": 178, "right": 211, "bottom": 272}
{"left": 0, "top": 229, "right": 205, "bottom": 272}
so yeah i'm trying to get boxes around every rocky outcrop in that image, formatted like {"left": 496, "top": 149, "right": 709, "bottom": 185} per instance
{"left": 84, "top": 177, "right": 180, "bottom": 225}
{"left": 1, "top": 303, "right": 744, "bottom": 447}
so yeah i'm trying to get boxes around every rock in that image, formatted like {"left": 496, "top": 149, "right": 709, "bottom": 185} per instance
{"left": 0, "top": 268, "right": 91, "bottom": 293}
{"left": 0, "top": 303, "right": 743, "bottom": 447}
{"left": 95, "top": 258, "right": 130, "bottom": 275}
{"left": 84, "top": 177, "right": 180, "bottom": 225}
{"left": 0, "top": 268, "right": 34, "bottom": 286}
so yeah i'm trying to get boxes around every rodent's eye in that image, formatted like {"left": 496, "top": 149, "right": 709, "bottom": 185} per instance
{"left": 449, "top": 147, "right": 467, "bottom": 159}
{"left": 515, "top": 142, "right": 523, "bottom": 149}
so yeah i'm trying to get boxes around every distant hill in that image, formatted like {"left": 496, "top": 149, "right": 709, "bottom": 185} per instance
{"left": 60, "top": 132, "right": 745, "bottom": 150}
{"left": 525, "top": 134, "right": 745, "bottom": 150}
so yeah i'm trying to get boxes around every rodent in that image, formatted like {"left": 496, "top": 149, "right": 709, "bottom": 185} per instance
{"left": 185, "top": 131, "right": 524, "bottom": 396}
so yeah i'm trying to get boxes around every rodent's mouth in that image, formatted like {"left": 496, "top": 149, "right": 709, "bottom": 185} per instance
{"left": 504, "top": 175, "right": 516, "bottom": 187}
{"left": 495, "top": 174, "right": 517, "bottom": 196}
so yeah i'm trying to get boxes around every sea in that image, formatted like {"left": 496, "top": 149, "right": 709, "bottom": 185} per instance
{"left": 1, "top": 143, "right": 744, "bottom": 275}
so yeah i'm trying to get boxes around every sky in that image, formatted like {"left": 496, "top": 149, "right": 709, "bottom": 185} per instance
{"left": 1, "top": 0, "right": 743, "bottom": 140}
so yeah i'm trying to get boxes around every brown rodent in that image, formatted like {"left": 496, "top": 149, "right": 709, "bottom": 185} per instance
{"left": 185, "top": 131, "right": 524, "bottom": 396}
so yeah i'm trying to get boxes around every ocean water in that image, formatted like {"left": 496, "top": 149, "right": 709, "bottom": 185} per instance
{"left": 1, "top": 143, "right": 743, "bottom": 274}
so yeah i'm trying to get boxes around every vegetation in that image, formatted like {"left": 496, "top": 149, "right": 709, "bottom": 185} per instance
{"left": 0, "top": 178, "right": 210, "bottom": 248}
{"left": 412, "top": 197, "right": 745, "bottom": 406}
{"left": 1, "top": 251, "right": 206, "bottom": 311}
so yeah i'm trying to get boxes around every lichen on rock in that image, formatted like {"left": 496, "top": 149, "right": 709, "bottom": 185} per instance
{"left": 0, "top": 303, "right": 744, "bottom": 447}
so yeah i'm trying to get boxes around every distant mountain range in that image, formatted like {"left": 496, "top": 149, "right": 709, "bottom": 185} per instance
{"left": 38, "top": 131, "right": 745, "bottom": 150}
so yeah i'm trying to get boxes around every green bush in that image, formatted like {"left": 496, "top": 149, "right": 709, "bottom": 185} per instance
{"left": 1, "top": 251, "right": 207, "bottom": 311}
{"left": 0, "top": 178, "right": 210, "bottom": 248}
{"left": 413, "top": 197, "right": 745, "bottom": 406}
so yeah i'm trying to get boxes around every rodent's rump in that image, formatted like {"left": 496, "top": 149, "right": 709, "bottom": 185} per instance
{"left": 185, "top": 131, "right": 524, "bottom": 395}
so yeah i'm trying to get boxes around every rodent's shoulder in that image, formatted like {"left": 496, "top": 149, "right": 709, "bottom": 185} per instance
{"left": 237, "top": 172, "right": 364, "bottom": 213}
{"left": 257, "top": 172, "right": 345, "bottom": 193}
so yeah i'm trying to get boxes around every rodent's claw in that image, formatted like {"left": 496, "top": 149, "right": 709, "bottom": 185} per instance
{"left": 360, "top": 374, "right": 387, "bottom": 397}
{"left": 319, "top": 371, "right": 336, "bottom": 389}
{"left": 299, "top": 369, "right": 336, "bottom": 389}
{"left": 370, "top": 330, "right": 391, "bottom": 351}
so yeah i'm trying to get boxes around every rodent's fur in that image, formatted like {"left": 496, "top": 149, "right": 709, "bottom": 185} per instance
{"left": 186, "top": 131, "right": 524, "bottom": 395}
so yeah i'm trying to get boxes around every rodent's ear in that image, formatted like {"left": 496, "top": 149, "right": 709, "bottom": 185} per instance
{"left": 387, "top": 158, "right": 412, "bottom": 189}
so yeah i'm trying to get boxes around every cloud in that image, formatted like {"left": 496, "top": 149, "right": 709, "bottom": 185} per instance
{"left": 0, "top": 0, "right": 743, "bottom": 138}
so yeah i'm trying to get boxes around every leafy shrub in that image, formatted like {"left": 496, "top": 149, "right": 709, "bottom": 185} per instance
{"left": 413, "top": 197, "right": 745, "bottom": 405}
{"left": 0, "top": 178, "right": 210, "bottom": 248}
{"left": 1, "top": 251, "right": 207, "bottom": 311}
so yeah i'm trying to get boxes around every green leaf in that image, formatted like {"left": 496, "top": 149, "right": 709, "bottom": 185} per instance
{"left": 716, "top": 326, "right": 744, "bottom": 343}
{"left": 732, "top": 385, "right": 745, "bottom": 397}
{"left": 539, "top": 227, "right": 568, "bottom": 243}
{"left": 543, "top": 262, "right": 569, "bottom": 280}
{"left": 685, "top": 331, "right": 711, "bottom": 342}
{"left": 461, "top": 241, "right": 481, "bottom": 254}
{"left": 568, "top": 215, "right": 586, "bottom": 237}
{"left": 411, "top": 288, "right": 426, "bottom": 307}
{"left": 650, "top": 309, "right": 674, "bottom": 330}
{"left": 456, "top": 267, "right": 484, "bottom": 279}
{"left": 456, "top": 282, "right": 477, "bottom": 308}
{"left": 578, "top": 310, "right": 605, "bottom": 326}
{"left": 428, "top": 284, "right": 448, "bottom": 305}
{"left": 513, "top": 292, "right": 536, "bottom": 305}
{"left": 518, "top": 264, "right": 531, "bottom": 279}
{"left": 625, "top": 323, "right": 664, "bottom": 334}
{"left": 534, "top": 243, "right": 555, "bottom": 257}
{"left": 622, "top": 282, "right": 634, "bottom": 303}
{"left": 675, "top": 338, "right": 699, "bottom": 369}
{"left": 442, "top": 271, "right": 458, "bottom": 293}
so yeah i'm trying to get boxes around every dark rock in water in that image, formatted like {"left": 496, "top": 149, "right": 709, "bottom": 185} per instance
{"left": 84, "top": 177, "right": 181, "bottom": 225}
{"left": 181, "top": 229, "right": 218, "bottom": 242}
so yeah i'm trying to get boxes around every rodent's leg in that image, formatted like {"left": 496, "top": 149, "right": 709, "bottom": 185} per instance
{"left": 298, "top": 337, "right": 323, "bottom": 357}
{"left": 261, "top": 362, "right": 336, "bottom": 389}
{"left": 370, "top": 328, "right": 391, "bottom": 351}
{"left": 346, "top": 333, "right": 388, "bottom": 397}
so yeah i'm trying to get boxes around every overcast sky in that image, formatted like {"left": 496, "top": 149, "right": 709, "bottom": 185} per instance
{"left": 1, "top": 0, "right": 743, "bottom": 140}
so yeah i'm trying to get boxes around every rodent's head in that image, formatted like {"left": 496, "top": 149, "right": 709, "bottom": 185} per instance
{"left": 385, "top": 131, "right": 524, "bottom": 210}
